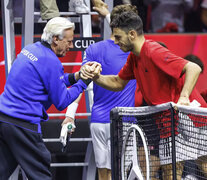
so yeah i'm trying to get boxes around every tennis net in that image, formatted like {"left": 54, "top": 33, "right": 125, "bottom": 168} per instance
{"left": 110, "top": 102, "right": 207, "bottom": 180}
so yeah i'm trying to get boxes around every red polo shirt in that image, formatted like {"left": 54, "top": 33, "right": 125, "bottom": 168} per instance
{"left": 119, "top": 40, "right": 207, "bottom": 138}
{"left": 119, "top": 39, "right": 206, "bottom": 107}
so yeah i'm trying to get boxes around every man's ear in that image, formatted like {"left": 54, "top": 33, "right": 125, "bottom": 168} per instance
{"left": 53, "top": 36, "right": 59, "bottom": 45}
{"left": 128, "top": 30, "right": 136, "bottom": 41}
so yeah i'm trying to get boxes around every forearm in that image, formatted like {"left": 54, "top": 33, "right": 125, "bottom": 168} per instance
{"left": 65, "top": 71, "right": 81, "bottom": 87}
{"left": 105, "top": 13, "right": 110, "bottom": 24}
{"left": 65, "top": 93, "right": 82, "bottom": 119}
{"left": 180, "top": 62, "right": 201, "bottom": 98}
{"left": 94, "top": 74, "right": 127, "bottom": 91}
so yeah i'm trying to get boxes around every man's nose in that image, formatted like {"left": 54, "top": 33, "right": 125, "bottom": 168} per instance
{"left": 69, "top": 42, "right": 74, "bottom": 48}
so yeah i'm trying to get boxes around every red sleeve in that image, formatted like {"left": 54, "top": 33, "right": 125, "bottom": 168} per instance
{"left": 118, "top": 53, "right": 135, "bottom": 80}
{"left": 150, "top": 44, "right": 188, "bottom": 79}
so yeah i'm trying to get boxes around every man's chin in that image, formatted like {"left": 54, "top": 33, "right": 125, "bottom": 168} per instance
{"left": 57, "top": 53, "right": 66, "bottom": 57}
{"left": 120, "top": 47, "right": 129, "bottom": 53}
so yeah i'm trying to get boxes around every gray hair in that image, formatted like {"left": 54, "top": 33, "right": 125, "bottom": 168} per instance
{"left": 41, "top": 17, "right": 75, "bottom": 44}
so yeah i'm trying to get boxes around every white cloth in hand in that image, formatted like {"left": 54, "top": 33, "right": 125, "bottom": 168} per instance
{"left": 60, "top": 122, "right": 76, "bottom": 147}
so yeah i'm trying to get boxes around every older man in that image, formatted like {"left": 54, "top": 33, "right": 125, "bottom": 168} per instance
{"left": 0, "top": 17, "right": 91, "bottom": 180}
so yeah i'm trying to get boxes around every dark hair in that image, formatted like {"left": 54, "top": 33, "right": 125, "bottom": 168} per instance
{"left": 110, "top": 11, "right": 143, "bottom": 35}
{"left": 184, "top": 54, "right": 204, "bottom": 72}
{"left": 110, "top": 4, "right": 138, "bottom": 22}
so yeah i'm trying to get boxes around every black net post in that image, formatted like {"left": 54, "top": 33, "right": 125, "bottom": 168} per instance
{"left": 170, "top": 104, "right": 177, "bottom": 180}
{"left": 110, "top": 108, "right": 121, "bottom": 180}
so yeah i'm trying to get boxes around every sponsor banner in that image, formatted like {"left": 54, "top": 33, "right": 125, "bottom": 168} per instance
{"left": 71, "top": 37, "right": 103, "bottom": 51}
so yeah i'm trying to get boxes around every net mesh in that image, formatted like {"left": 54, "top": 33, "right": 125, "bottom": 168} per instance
{"left": 110, "top": 102, "right": 207, "bottom": 180}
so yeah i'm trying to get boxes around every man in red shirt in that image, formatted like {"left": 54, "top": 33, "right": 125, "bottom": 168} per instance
{"left": 81, "top": 8, "right": 207, "bottom": 180}
{"left": 84, "top": 13, "right": 206, "bottom": 108}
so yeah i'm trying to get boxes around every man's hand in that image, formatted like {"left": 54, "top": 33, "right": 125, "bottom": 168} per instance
{"left": 62, "top": 117, "right": 75, "bottom": 133}
{"left": 177, "top": 96, "right": 190, "bottom": 106}
{"left": 92, "top": 0, "right": 108, "bottom": 8}
{"left": 80, "top": 62, "right": 102, "bottom": 80}
{"left": 93, "top": 5, "right": 110, "bottom": 17}
{"left": 60, "top": 117, "right": 76, "bottom": 147}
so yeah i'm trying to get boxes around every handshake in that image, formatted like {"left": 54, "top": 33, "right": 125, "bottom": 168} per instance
{"left": 79, "top": 62, "right": 102, "bottom": 81}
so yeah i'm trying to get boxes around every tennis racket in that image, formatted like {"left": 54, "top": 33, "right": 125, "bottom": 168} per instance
{"left": 121, "top": 124, "right": 150, "bottom": 180}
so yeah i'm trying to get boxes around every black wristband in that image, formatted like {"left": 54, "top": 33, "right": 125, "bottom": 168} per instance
{"left": 68, "top": 73, "right": 76, "bottom": 85}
